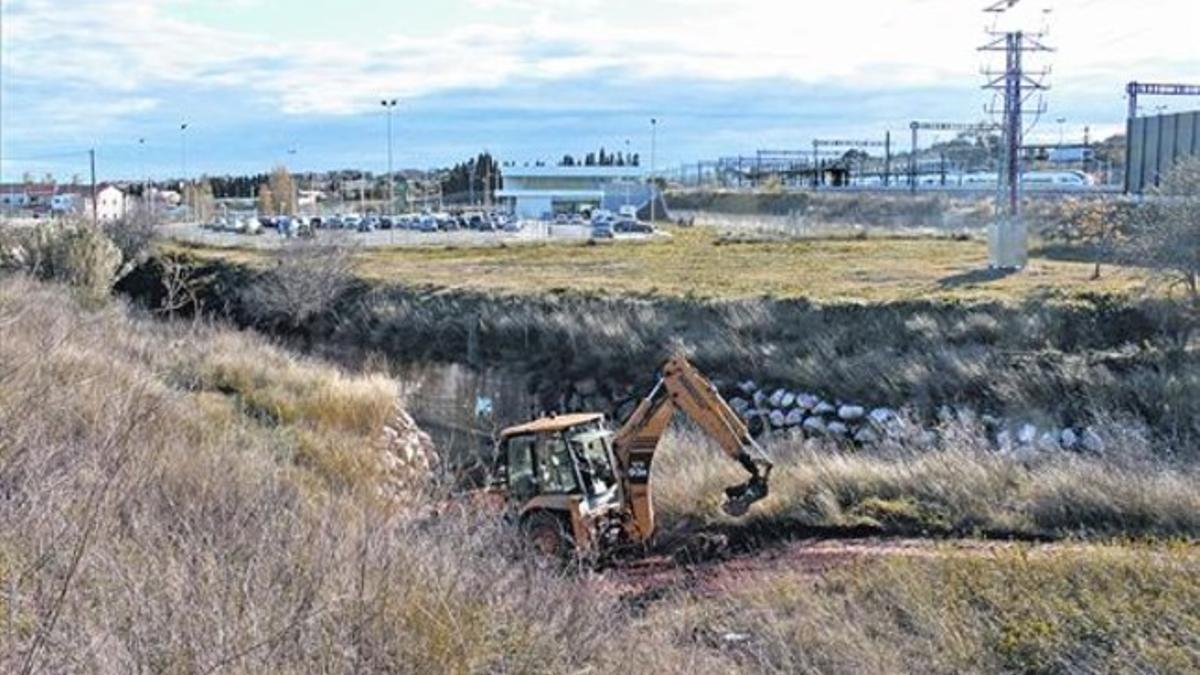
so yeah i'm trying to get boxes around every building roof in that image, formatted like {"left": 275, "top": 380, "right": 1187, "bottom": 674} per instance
{"left": 502, "top": 166, "right": 645, "bottom": 179}
{"left": 500, "top": 413, "right": 605, "bottom": 438}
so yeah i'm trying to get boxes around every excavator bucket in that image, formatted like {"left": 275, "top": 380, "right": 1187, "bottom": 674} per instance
{"left": 721, "top": 474, "right": 770, "bottom": 517}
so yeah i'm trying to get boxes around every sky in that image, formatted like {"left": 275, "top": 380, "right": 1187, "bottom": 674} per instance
{"left": 1, "top": 0, "right": 1196, "bottom": 182}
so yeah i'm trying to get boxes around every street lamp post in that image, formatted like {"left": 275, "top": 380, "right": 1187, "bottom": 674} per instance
{"left": 382, "top": 99, "right": 398, "bottom": 214}
{"left": 180, "top": 123, "right": 189, "bottom": 186}
{"left": 649, "top": 118, "right": 658, "bottom": 222}
{"left": 1056, "top": 117, "right": 1067, "bottom": 147}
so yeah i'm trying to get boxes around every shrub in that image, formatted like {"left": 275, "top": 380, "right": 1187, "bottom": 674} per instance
{"left": 0, "top": 221, "right": 134, "bottom": 301}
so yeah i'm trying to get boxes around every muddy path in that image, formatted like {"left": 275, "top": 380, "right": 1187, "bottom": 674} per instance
{"left": 597, "top": 534, "right": 1097, "bottom": 608}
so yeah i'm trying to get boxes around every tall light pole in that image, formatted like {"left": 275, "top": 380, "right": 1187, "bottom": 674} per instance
{"left": 1056, "top": 117, "right": 1066, "bottom": 147}
{"left": 381, "top": 99, "right": 398, "bottom": 214}
{"left": 179, "top": 123, "right": 189, "bottom": 187}
{"left": 649, "top": 118, "right": 658, "bottom": 222}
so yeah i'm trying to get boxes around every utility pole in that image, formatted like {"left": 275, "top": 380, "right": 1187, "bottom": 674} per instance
{"left": 649, "top": 117, "right": 658, "bottom": 222}
{"left": 884, "top": 131, "right": 891, "bottom": 187}
{"left": 89, "top": 148, "right": 98, "bottom": 227}
{"left": 138, "top": 138, "right": 148, "bottom": 217}
{"left": 980, "top": 1, "right": 1053, "bottom": 269}
{"left": 381, "top": 99, "right": 398, "bottom": 214}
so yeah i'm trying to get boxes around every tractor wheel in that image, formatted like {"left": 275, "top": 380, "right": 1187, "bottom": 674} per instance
{"left": 522, "top": 511, "right": 575, "bottom": 562}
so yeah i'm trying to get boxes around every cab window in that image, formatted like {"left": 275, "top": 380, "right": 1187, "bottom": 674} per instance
{"left": 505, "top": 435, "right": 537, "bottom": 500}
{"left": 537, "top": 436, "right": 579, "bottom": 494}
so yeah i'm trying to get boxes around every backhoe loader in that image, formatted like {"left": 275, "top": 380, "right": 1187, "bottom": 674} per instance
{"left": 486, "top": 356, "right": 773, "bottom": 557}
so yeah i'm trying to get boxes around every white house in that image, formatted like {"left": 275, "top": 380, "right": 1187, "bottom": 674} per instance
{"left": 496, "top": 166, "right": 654, "bottom": 219}
{"left": 51, "top": 192, "right": 85, "bottom": 213}
{"left": 95, "top": 185, "right": 129, "bottom": 222}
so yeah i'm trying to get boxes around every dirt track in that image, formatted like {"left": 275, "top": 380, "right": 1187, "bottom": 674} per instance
{"left": 600, "top": 536, "right": 1087, "bottom": 606}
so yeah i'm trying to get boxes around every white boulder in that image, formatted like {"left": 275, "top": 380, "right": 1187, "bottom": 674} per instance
{"left": 1081, "top": 428, "right": 1105, "bottom": 453}
{"left": 1017, "top": 423, "right": 1038, "bottom": 445}
{"left": 854, "top": 427, "right": 879, "bottom": 445}
{"left": 785, "top": 408, "right": 806, "bottom": 427}
{"left": 1060, "top": 428, "right": 1079, "bottom": 450}
{"left": 780, "top": 391, "right": 797, "bottom": 409}
{"left": 769, "top": 388, "right": 788, "bottom": 408}
{"left": 838, "top": 405, "right": 866, "bottom": 422}
{"left": 814, "top": 401, "right": 837, "bottom": 416}
{"left": 796, "top": 393, "right": 820, "bottom": 411}
{"left": 868, "top": 407, "right": 895, "bottom": 425}
{"left": 827, "top": 421, "right": 849, "bottom": 436}
{"left": 803, "top": 417, "right": 827, "bottom": 434}
{"left": 769, "top": 410, "right": 787, "bottom": 428}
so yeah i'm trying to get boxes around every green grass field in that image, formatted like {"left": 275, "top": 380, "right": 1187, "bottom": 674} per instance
{"left": 174, "top": 226, "right": 1146, "bottom": 302}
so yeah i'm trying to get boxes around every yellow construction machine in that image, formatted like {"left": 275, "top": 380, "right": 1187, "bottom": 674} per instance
{"left": 486, "top": 356, "right": 773, "bottom": 557}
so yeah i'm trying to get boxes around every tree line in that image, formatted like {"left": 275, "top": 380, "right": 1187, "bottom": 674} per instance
{"left": 558, "top": 147, "right": 640, "bottom": 167}
{"left": 440, "top": 152, "right": 502, "bottom": 203}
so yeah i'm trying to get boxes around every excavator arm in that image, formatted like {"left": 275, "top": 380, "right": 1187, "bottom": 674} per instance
{"left": 612, "top": 356, "right": 773, "bottom": 542}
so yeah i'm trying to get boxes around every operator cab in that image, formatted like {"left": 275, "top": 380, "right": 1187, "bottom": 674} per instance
{"left": 493, "top": 413, "right": 622, "bottom": 511}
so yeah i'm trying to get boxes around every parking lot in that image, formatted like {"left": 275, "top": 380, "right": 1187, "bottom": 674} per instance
{"left": 163, "top": 219, "right": 665, "bottom": 249}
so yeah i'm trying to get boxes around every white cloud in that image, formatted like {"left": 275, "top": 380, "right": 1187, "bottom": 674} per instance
{"left": 2, "top": 0, "right": 1196, "bottom": 124}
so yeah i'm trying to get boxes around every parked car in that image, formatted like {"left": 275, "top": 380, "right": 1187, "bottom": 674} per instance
{"left": 417, "top": 215, "right": 438, "bottom": 232}
{"left": 591, "top": 221, "right": 615, "bottom": 239}
{"left": 379, "top": 216, "right": 394, "bottom": 229}
{"left": 614, "top": 219, "right": 654, "bottom": 234}
{"left": 360, "top": 215, "right": 380, "bottom": 232}
{"left": 342, "top": 215, "right": 362, "bottom": 230}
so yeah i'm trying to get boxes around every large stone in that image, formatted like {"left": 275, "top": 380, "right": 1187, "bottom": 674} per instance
{"left": 738, "top": 380, "right": 758, "bottom": 395}
{"left": 769, "top": 410, "right": 787, "bottom": 428}
{"left": 813, "top": 400, "right": 836, "bottom": 416}
{"left": 803, "top": 416, "right": 827, "bottom": 434}
{"left": 1037, "top": 431, "right": 1061, "bottom": 452}
{"left": 1060, "top": 428, "right": 1079, "bottom": 450}
{"left": 1016, "top": 423, "right": 1038, "bottom": 445}
{"left": 854, "top": 427, "right": 880, "bottom": 445}
{"left": 729, "top": 397, "right": 750, "bottom": 413}
{"left": 769, "top": 388, "right": 789, "bottom": 408}
{"left": 796, "top": 393, "right": 819, "bottom": 411}
{"left": 753, "top": 390, "right": 768, "bottom": 408}
{"left": 838, "top": 405, "right": 866, "bottom": 422}
{"left": 827, "top": 421, "right": 849, "bottom": 437}
{"left": 785, "top": 408, "right": 806, "bottom": 427}
{"left": 868, "top": 407, "right": 895, "bottom": 425}
{"left": 1081, "top": 428, "right": 1105, "bottom": 454}
{"left": 780, "top": 391, "right": 797, "bottom": 409}
{"left": 996, "top": 429, "right": 1013, "bottom": 451}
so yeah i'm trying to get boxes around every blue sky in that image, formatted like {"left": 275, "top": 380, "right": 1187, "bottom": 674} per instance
{"left": 1, "top": 0, "right": 1196, "bottom": 182}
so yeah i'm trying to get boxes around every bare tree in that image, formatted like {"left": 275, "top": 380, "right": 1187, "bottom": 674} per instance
{"left": 240, "top": 239, "right": 357, "bottom": 333}
{"left": 1126, "top": 156, "right": 1200, "bottom": 347}
{"left": 268, "top": 165, "right": 297, "bottom": 216}
{"left": 158, "top": 255, "right": 205, "bottom": 319}
{"left": 1129, "top": 157, "right": 1200, "bottom": 298}
{"left": 257, "top": 183, "right": 275, "bottom": 216}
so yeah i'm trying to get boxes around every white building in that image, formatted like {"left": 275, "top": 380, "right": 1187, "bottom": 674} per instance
{"left": 94, "top": 185, "right": 129, "bottom": 222}
{"left": 496, "top": 166, "right": 656, "bottom": 219}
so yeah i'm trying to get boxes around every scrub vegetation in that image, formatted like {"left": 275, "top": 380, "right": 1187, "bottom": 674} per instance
{"left": 3, "top": 278, "right": 1198, "bottom": 674}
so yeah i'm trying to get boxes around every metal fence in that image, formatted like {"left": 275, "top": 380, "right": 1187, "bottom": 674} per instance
{"left": 1127, "top": 110, "right": 1200, "bottom": 193}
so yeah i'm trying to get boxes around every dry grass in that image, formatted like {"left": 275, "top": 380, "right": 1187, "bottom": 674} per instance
{"left": 2, "top": 276, "right": 1198, "bottom": 674}
{"left": 169, "top": 226, "right": 1146, "bottom": 302}
{"left": 652, "top": 427, "right": 1200, "bottom": 540}
{"left": 651, "top": 543, "right": 1200, "bottom": 674}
